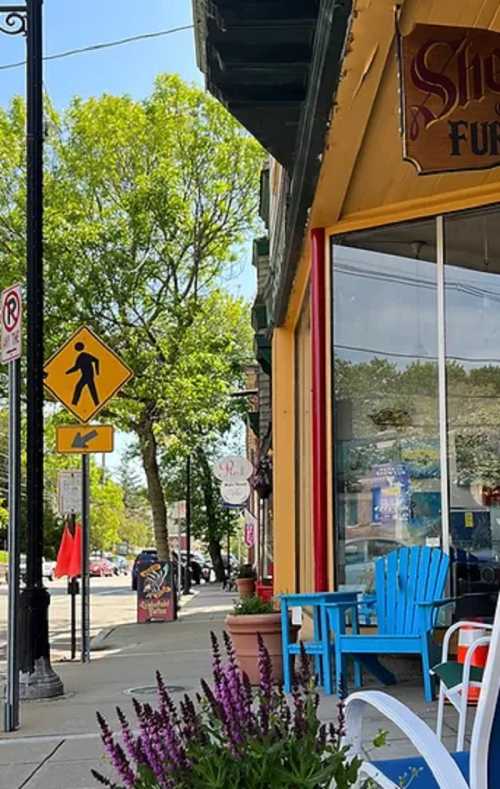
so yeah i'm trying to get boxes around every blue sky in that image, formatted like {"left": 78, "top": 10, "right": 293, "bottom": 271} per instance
{"left": 0, "top": 1, "right": 254, "bottom": 474}
{"left": 0, "top": 1, "right": 201, "bottom": 105}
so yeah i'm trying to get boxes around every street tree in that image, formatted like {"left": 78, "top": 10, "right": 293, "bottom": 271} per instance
{"left": 163, "top": 443, "right": 242, "bottom": 582}
{"left": 0, "top": 76, "right": 263, "bottom": 559}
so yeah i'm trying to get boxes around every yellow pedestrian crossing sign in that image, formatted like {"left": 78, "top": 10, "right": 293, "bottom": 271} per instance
{"left": 44, "top": 326, "right": 133, "bottom": 422}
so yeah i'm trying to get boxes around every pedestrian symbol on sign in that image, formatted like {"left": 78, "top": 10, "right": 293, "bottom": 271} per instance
{"left": 44, "top": 326, "right": 133, "bottom": 422}
{"left": 66, "top": 342, "right": 100, "bottom": 407}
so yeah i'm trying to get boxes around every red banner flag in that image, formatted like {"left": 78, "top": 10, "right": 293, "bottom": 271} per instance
{"left": 54, "top": 518, "right": 82, "bottom": 578}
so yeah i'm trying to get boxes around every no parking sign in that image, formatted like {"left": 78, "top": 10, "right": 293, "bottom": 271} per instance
{"left": 1, "top": 284, "right": 22, "bottom": 364}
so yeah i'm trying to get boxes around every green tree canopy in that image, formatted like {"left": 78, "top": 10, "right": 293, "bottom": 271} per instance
{"left": 0, "top": 75, "right": 262, "bottom": 559}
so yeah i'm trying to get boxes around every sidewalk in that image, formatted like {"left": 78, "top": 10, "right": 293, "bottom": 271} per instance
{"left": 0, "top": 586, "right": 233, "bottom": 789}
{"left": 0, "top": 585, "right": 472, "bottom": 788}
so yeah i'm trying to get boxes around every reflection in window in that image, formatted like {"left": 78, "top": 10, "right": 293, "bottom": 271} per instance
{"left": 332, "top": 221, "right": 439, "bottom": 590}
{"left": 445, "top": 209, "right": 500, "bottom": 611}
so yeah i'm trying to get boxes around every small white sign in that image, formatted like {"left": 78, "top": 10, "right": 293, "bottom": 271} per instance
{"left": 221, "top": 480, "right": 250, "bottom": 506}
{"left": 213, "top": 455, "right": 253, "bottom": 483}
{"left": 57, "top": 470, "right": 82, "bottom": 515}
{"left": 1, "top": 284, "right": 22, "bottom": 364}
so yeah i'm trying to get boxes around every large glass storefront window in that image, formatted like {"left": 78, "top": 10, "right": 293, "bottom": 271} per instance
{"left": 332, "top": 221, "right": 439, "bottom": 591}
{"left": 445, "top": 209, "right": 500, "bottom": 613}
{"left": 332, "top": 210, "right": 500, "bottom": 614}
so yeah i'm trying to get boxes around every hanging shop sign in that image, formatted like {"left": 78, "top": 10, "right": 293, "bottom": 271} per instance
{"left": 213, "top": 455, "right": 253, "bottom": 483}
{"left": 399, "top": 24, "right": 500, "bottom": 174}
{"left": 244, "top": 509, "right": 256, "bottom": 547}
{"left": 221, "top": 480, "right": 250, "bottom": 506}
{"left": 44, "top": 326, "right": 133, "bottom": 423}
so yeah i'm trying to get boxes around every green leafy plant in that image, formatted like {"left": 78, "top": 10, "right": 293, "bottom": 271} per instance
{"left": 232, "top": 595, "right": 274, "bottom": 615}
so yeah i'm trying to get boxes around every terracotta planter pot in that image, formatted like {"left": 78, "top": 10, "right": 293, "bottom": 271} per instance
{"left": 235, "top": 577, "right": 256, "bottom": 599}
{"left": 225, "top": 613, "right": 299, "bottom": 684}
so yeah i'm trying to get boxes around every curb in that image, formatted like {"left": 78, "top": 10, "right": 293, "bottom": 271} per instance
{"left": 90, "top": 626, "right": 115, "bottom": 651}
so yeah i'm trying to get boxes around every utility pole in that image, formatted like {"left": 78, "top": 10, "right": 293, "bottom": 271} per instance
{"left": 0, "top": 0, "right": 63, "bottom": 699}
{"left": 183, "top": 454, "right": 191, "bottom": 595}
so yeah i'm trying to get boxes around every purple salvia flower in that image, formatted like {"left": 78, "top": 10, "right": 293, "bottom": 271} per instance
{"left": 155, "top": 708, "right": 188, "bottom": 771}
{"left": 336, "top": 696, "right": 347, "bottom": 740}
{"left": 135, "top": 702, "right": 166, "bottom": 784}
{"left": 210, "top": 631, "right": 223, "bottom": 684}
{"left": 96, "top": 712, "right": 136, "bottom": 789}
{"left": 241, "top": 671, "right": 257, "bottom": 734}
{"left": 116, "top": 707, "right": 141, "bottom": 764}
{"left": 317, "top": 723, "right": 327, "bottom": 752}
{"left": 273, "top": 683, "right": 291, "bottom": 734}
{"left": 90, "top": 768, "right": 120, "bottom": 788}
{"left": 298, "top": 642, "right": 313, "bottom": 689}
{"left": 257, "top": 634, "right": 272, "bottom": 735}
{"left": 156, "top": 671, "right": 180, "bottom": 729}
{"left": 328, "top": 720, "right": 340, "bottom": 748}
{"left": 292, "top": 683, "right": 306, "bottom": 737}
{"left": 222, "top": 659, "right": 247, "bottom": 732}
{"left": 218, "top": 668, "right": 243, "bottom": 750}
{"left": 200, "top": 677, "right": 225, "bottom": 724}
{"left": 181, "top": 694, "right": 205, "bottom": 744}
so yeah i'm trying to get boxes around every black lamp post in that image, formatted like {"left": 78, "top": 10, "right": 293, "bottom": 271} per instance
{"left": 183, "top": 454, "right": 192, "bottom": 595}
{"left": 0, "top": 1, "right": 63, "bottom": 699}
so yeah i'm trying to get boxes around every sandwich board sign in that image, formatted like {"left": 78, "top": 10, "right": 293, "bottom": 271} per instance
{"left": 44, "top": 326, "right": 133, "bottom": 422}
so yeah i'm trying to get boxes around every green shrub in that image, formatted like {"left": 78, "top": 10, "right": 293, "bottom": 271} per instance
{"left": 232, "top": 595, "right": 274, "bottom": 616}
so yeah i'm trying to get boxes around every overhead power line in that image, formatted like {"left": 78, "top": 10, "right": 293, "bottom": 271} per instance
{"left": 0, "top": 24, "right": 194, "bottom": 72}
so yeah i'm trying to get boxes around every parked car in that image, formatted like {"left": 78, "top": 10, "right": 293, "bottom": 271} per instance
{"left": 89, "top": 557, "right": 114, "bottom": 577}
{"left": 42, "top": 558, "right": 55, "bottom": 582}
{"left": 344, "top": 538, "right": 402, "bottom": 589}
{"left": 132, "top": 549, "right": 158, "bottom": 590}
{"left": 109, "top": 555, "right": 129, "bottom": 575}
{"left": 19, "top": 554, "right": 54, "bottom": 584}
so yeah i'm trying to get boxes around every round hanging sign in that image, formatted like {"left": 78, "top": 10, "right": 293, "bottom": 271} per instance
{"left": 221, "top": 480, "right": 250, "bottom": 506}
{"left": 213, "top": 455, "right": 253, "bottom": 483}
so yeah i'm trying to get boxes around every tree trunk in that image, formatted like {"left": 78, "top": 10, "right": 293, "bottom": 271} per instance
{"left": 138, "top": 417, "right": 169, "bottom": 561}
{"left": 208, "top": 538, "right": 225, "bottom": 583}
{"left": 197, "top": 448, "right": 225, "bottom": 582}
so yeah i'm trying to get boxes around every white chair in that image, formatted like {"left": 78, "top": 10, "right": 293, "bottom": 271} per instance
{"left": 432, "top": 620, "right": 492, "bottom": 750}
{"left": 344, "top": 595, "right": 500, "bottom": 788}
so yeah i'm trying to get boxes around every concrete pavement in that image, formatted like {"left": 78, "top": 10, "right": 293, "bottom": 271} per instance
{"left": 0, "top": 585, "right": 475, "bottom": 788}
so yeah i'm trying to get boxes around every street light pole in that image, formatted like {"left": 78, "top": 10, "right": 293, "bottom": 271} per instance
{"left": 0, "top": 0, "right": 63, "bottom": 699}
{"left": 183, "top": 454, "right": 191, "bottom": 595}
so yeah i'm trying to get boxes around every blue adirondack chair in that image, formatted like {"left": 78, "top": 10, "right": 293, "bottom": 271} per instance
{"left": 344, "top": 591, "right": 500, "bottom": 788}
{"left": 325, "top": 546, "right": 450, "bottom": 702}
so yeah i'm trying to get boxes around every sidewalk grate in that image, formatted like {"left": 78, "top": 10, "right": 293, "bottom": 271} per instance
{"left": 124, "top": 685, "right": 187, "bottom": 696}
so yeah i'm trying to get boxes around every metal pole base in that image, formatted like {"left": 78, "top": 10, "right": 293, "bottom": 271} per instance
{"left": 18, "top": 586, "right": 64, "bottom": 700}
{"left": 19, "top": 656, "right": 64, "bottom": 700}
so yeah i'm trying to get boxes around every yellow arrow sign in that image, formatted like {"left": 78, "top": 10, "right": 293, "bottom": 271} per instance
{"left": 44, "top": 326, "right": 133, "bottom": 423}
{"left": 56, "top": 424, "right": 114, "bottom": 454}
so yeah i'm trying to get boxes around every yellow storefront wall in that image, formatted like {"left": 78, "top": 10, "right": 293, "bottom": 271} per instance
{"left": 272, "top": 0, "right": 500, "bottom": 593}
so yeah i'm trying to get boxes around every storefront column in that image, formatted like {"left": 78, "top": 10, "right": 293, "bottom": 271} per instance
{"left": 272, "top": 327, "right": 296, "bottom": 593}
{"left": 311, "top": 228, "right": 328, "bottom": 591}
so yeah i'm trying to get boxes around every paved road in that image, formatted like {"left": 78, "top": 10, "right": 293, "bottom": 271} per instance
{"left": 0, "top": 574, "right": 137, "bottom": 662}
